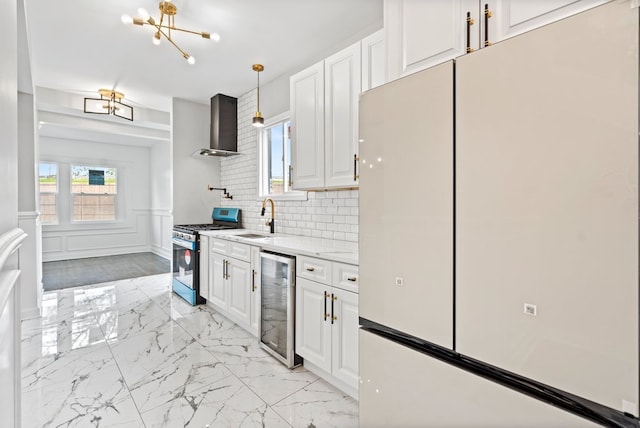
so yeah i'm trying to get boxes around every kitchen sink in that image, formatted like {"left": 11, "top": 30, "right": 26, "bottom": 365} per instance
{"left": 235, "top": 233, "right": 268, "bottom": 239}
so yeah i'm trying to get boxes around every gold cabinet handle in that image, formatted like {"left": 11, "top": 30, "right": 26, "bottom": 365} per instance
{"left": 324, "top": 291, "right": 330, "bottom": 321}
{"left": 466, "top": 11, "right": 475, "bottom": 53}
{"left": 353, "top": 154, "right": 360, "bottom": 181}
{"left": 331, "top": 294, "right": 337, "bottom": 324}
{"left": 484, "top": 4, "right": 493, "bottom": 47}
{"left": 288, "top": 165, "right": 293, "bottom": 187}
{"left": 306, "top": 267, "right": 315, "bottom": 272}
{"left": 347, "top": 276, "right": 357, "bottom": 282}
{"left": 251, "top": 269, "right": 256, "bottom": 292}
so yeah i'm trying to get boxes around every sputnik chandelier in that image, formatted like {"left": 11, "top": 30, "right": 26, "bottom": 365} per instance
{"left": 121, "top": 1, "right": 219, "bottom": 64}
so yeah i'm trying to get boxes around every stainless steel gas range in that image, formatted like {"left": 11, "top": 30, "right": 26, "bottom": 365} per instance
{"left": 172, "top": 207, "right": 241, "bottom": 305}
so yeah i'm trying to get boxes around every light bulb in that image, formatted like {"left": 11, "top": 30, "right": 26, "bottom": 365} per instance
{"left": 152, "top": 33, "right": 161, "bottom": 45}
{"left": 137, "top": 8, "right": 150, "bottom": 21}
{"left": 121, "top": 14, "right": 133, "bottom": 24}
{"left": 187, "top": 55, "right": 196, "bottom": 65}
{"left": 211, "top": 33, "right": 221, "bottom": 42}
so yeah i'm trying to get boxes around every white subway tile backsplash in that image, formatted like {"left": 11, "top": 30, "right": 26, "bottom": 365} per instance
{"left": 220, "top": 89, "right": 359, "bottom": 243}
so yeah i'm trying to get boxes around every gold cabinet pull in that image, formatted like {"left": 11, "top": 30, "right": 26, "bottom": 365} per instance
{"left": 324, "top": 291, "right": 330, "bottom": 321}
{"left": 331, "top": 294, "right": 337, "bottom": 325}
{"left": 466, "top": 11, "right": 475, "bottom": 53}
{"left": 306, "top": 267, "right": 315, "bottom": 272}
{"left": 353, "top": 154, "right": 360, "bottom": 181}
{"left": 347, "top": 276, "right": 357, "bottom": 282}
{"left": 484, "top": 4, "right": 493, "bottom": 47}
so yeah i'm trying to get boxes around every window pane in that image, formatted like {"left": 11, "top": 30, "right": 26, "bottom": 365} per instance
{"left": 73, "top": 194, "right": 116, "bottom": 222}
{"left": 284, "top": 121, "right": 291, "bottom": 192}
{"left": 268, "top": 124, "right": 285, "bottom": 195}
{"left": 71, "top": 166, "right": 117, "bottom": 195}
{"left": 39, "top": 162, "right": 57, "bottom": 224}
{"left": 71, "top": 165, "right": 117, "bottom": 221}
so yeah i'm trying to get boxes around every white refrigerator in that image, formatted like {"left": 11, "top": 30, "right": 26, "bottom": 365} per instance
{"left": 359, "top": 1, "right": 639, "bottom": 426}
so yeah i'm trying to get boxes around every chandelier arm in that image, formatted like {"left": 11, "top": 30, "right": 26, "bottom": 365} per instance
{"left": 154, "top": 24, "right": 190, "bottom": 58}
{"left": 153, "top": 24, "right": 208, "bottom": 37}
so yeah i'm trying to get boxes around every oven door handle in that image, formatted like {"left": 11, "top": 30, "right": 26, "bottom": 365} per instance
{"left": 172, "top": 237, "right": 196, "bottom": 250}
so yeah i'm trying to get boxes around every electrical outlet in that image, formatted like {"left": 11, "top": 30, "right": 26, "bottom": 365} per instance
{"left": 523, "top": 303, "right": 537, "bottom": 316}
{"left": 395, "top": 277, "right": 404, "bottom": 286}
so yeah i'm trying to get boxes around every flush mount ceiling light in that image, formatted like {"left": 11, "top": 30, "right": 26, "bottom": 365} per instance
{"left": 252, "top": 64, "right": 264, "bottom": 128}
{"left": 121, "top": 1, "right": 219, "bottom": 65}
{"left": 83, "top": 89, "right": 133, "bottom": 121}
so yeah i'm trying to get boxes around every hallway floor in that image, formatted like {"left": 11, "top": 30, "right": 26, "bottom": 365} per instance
{"left": 22, "top": 273, "right": 358, "bottom": 427}
{"left": 42, "top": 253, "right": 170, "bottom": 291}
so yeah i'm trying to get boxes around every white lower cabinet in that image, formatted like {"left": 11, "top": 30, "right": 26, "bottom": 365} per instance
{"left": 249, "top": 247, "right": 261, "bottom": 336}
{"left": 295, "top": 257, "right": 359, "bottom": 398}
{"left": 208, "top": 238, "right": 256, "bottom": 334}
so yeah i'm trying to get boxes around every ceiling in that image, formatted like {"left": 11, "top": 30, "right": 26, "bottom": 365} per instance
{"left": 23, "top": 0, "right": 383, "bottom": 112}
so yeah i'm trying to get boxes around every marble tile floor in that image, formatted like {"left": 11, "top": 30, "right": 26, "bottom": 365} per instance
{"left": 22, "top": 273, "right": 358, "bottom": 427}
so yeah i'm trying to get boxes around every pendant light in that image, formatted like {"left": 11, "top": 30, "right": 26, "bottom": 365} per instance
{"left": 252, "top": 64, "right": 265, "bottom": 128}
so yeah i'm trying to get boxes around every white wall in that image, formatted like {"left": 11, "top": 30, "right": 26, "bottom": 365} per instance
{"left": 172, "top": 97, "right": 222, "bottom": 224}
{"left": 0, "top": 0, "right": 22, "bottom": 425}
{"left": 17, "top": 92, "right": 41, "bottom": 319}
{"left": 40, "top": 138, "right": 153, "bottom": 261}
{"left": 150, "top": 140, "right": 172, "bottom": 259}
{"left": 220, "top": 89, "right": 358, "bottom": 242}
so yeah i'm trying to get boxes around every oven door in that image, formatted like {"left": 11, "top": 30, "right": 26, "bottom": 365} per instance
{"left": 172, "top": 236, "right": 200, "bottom": 305}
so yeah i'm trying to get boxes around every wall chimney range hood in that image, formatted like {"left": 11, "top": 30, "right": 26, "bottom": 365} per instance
{"left": 198, "top": 94, "right": 240, "bottom": 157}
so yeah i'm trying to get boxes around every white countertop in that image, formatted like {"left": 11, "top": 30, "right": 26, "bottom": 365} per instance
{"left": 199, "top": 229, "right": 359, "bottom": 265}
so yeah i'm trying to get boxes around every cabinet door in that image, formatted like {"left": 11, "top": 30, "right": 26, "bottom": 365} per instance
{"left": 290, "top": 61, "right": 325, "bottom": 190}
{"left": 486, "top": 0, "right": 607, "bottom": 43}
{"left": 199, "top": 236, "right": 209, "bottom": 300}
{"left": 386, "top": 0, "right": 478, "bottom": 80}
{"left": 362, "top": 29, "right": 387, "bottom": 91}
{"left": 456, "top": 2, "right": 638, "bottom": 413}
{"left": 295, "top": 277, "right": 332, "bottom": 372}
{"left": 249, "top": 247, "right": 261, "bottom": 336}
{"left": 227, "top": 259, "right": 251, "bottom": 327}
{"left": 209, "top": 253, "right": 227, "bottom": 309}
{"left": 324, "top": 42, "right": 361, "bottom": 188}
{"left": 330, "top": 288, "right": 359, "bottom": 391}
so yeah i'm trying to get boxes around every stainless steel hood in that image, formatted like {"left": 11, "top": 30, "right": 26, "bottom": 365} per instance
{"left": 199, "top": 94, "right": 240, "bottom": 157}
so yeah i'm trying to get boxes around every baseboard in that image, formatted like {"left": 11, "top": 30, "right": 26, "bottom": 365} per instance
{"left": 42, "top": 245, "right": 153, "bottom": 262}
{"left": 21, "top": 306, "right": 41, "bottom": 321}
{"left": 303, "top": 360, "right": 359, "bottom": 400}
{"left": 150, "top": 245, "right": 171, "bottom": 260}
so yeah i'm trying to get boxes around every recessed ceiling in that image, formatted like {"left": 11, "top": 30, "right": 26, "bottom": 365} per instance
{"left": 24, "top": 0, "right": 383, "bottom": 112}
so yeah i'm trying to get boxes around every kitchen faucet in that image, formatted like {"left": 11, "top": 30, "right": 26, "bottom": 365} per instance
{"left": 261, "top": 197, "right": 275, "bottom": 234}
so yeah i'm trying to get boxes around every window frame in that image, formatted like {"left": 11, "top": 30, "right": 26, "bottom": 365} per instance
{"left": 70, "top": 165, "right": 119, "bottom": 224}
{"left": 38, "top": 161, "right": 59, "bottom": 225}
{"left": 258, "top": 112, "right": 307, "bottom": 201}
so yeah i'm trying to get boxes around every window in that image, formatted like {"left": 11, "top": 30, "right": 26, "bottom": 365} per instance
{"left": 259, "top": 113, "right": 306, "bottom": 200}
{"left": 39, "top": 162, "right": 58, "bottom": 224}
{"left": 71, "top": 165, "right": 117, "bottom": 222}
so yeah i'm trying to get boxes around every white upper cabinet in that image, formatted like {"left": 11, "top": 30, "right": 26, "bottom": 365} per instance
{"left": 324, "top": 42, "right": 361, "bottom": 188}
{"left": 362, "top": 29, "right": 387, "bottom": 91}
{"left": 385, "top": 0, "right": 608, "bottom": 80}
{"left": 290, "top": 61, "right": 325, "bottom": 190}
{"left": 386, "top": 0, "right": 478, "bottom": 80}
{"left": 291, "top": 41, "right": 362, "bottom": 190}
{"left": 488, "top": 0, "right": 608, "bottom": 42}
